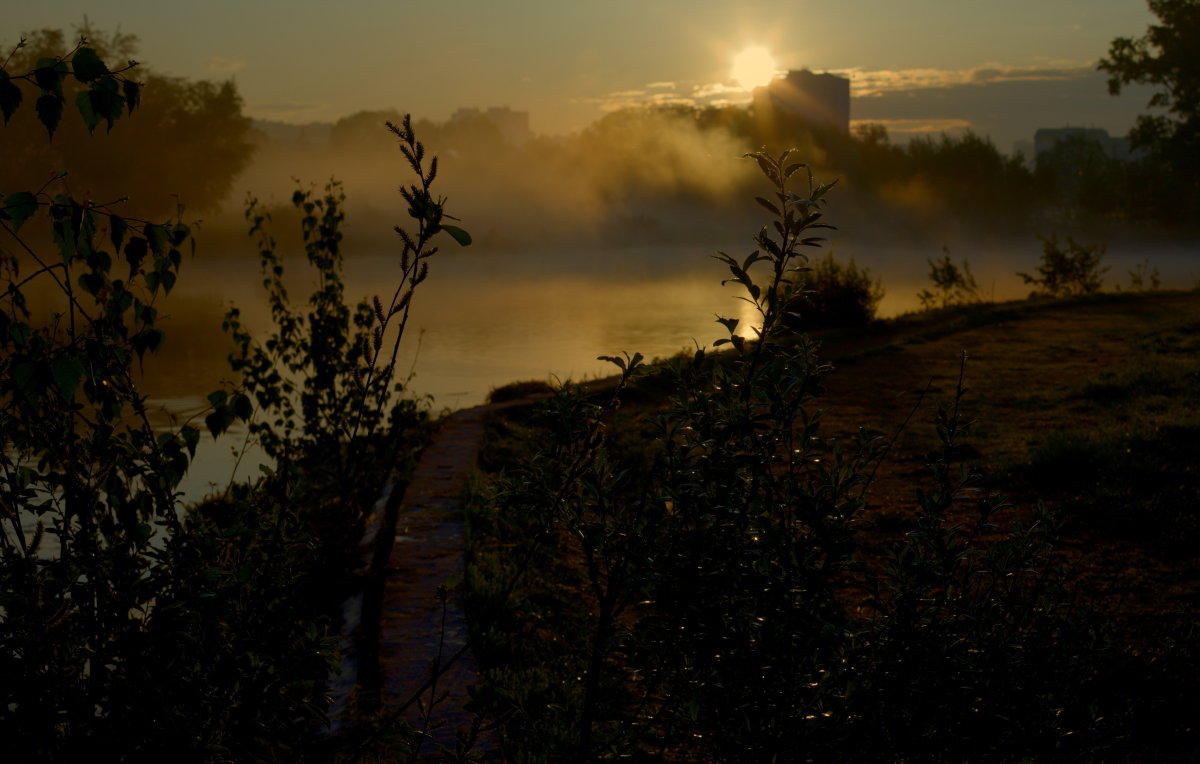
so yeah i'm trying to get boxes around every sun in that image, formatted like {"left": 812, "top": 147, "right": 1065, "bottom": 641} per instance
{"left": 731, "top": 46, "right": 777, "bottom": 90}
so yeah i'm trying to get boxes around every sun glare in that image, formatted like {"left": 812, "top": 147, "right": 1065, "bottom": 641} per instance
{"left": 732, "top": 46, "right": 777, "bottom": 90}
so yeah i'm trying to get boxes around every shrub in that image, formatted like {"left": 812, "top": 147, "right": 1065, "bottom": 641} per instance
{"left": 1019, "top": 234, "right": 1110, "bottom": 296}
{"left": 0, "top": 33, "right": 462, "bottom": 757}
{"left": 789, "top": 251, "right": 885, "bottom": 328}
{"left": 1127, "top": 256, "right": 1162, "bottom": 291}
{"left": 469, "top": 151, "right": 1136, "bottom": 761}
{"left": 918, "top": 246, "right": 983, "bottom": 309}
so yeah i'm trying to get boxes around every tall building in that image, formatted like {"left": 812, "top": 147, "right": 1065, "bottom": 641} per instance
{"left": 752, "top": 70, "right": 851, "bottom": 133}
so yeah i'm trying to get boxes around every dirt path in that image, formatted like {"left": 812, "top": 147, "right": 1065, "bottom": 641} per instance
{"left": 376, "top": 404, "right": 499, "bottom": 759}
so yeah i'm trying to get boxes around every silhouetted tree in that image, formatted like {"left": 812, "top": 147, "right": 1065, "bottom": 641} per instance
{"left": 1, "top": 24, "right": 253, "bottom": 219}
{"left": 1100, "top": 0, "right": 1200, "bottom": 218}
{"left": 1035, "top": 133, "right": 1125, "bottom": 220}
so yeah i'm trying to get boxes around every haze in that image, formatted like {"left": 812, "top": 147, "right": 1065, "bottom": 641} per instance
{"left": 5, "top": 1, "right": 1156, "bottom": 149}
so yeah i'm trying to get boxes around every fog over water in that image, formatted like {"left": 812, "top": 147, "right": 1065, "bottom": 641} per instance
{"left": 127, "top": 116, "right": 1200, "bottom": 500}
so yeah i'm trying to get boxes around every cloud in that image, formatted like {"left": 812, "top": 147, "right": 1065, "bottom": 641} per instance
{"left": 205, "top": 56, "right": 246, "bottom": 73}
{"left": 842, "top": 62, "right": 1095, "bottom": 97}
{"left": 851, "top": 117, "right": 974, "bottom": 135}
{"left": 578, "top": 63, "right": 1094, "bottom": 118}
{"left": 692, "top": 82, "right": 748, "bottom": 99}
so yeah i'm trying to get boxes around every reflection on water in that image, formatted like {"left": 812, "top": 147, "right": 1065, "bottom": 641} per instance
{"left": 137, "top": 244, "right": 753, "bottom": 499}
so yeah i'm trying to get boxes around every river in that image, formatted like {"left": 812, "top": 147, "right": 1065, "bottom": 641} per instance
{"left": 122, "top": 233, "right": 1200, "bottom": 502}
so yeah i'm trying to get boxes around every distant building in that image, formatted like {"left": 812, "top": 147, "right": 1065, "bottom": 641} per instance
{"left": 449, "top": 106, "right": 533, "bottom": 146}
{"left": 752, "top": 70, "right": 851, "bottom": 133}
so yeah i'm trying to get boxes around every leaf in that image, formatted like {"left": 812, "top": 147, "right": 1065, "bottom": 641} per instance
{"left": 0, "top": 69, "right": 22, "bottom": 125}
{"left": 75, "top": 89, "right": 100, "bottom": 132}
{"left": 137, "top": 328, "right": 164, "bottom": 355}
{"left": 598, "top": 354, "right": 626, "bottom": 371}
{"left": 232, "top": 393, "right": 252, "bottom": 422}
{"left": 751, "top": 153, "right": 778, "bottom": 183}
{"left": 441, "top": 224, "right": 472, "bottom": 246}
{"left": 33, "top": 59, "right": 68, "bottom": 96}
{"left": 71, "top": 47, "right": 109, "bottom": 83}
{"left": 180, "top": 425, "right": 200, "bottom": 458}
{"left": 205, "top": 407, "right": 233, "bottom": 439}
{"left": 124, "top": 235, "right": 148, "bottom": 274}
{"left": 35, "top": 94, "right": 63, "bottom": 139}
{"left": 87, "top": 79, "right": 125, "bottom": 132}
{"left": 77, "top": 272, "right": 104, "bottom": 296}
{"left": 122, "top": 79, "right": 141, "bottom": 114}
{"left": 754, "top": 196, "right": 781, "bottom": 216}
{"left": 207, "top": 390, "right": 228, "bottom": 407}
{"left": 4, "top": 192, "right": 39, "bottom": 232}
{"left": 110, "top": 215, "right": 128, "bottom": 251}
{"left": 145, "top": 224, "right": 168, "bottom": 256}
{"left": 52, "top": 353, "right": 85, "bottom": 399}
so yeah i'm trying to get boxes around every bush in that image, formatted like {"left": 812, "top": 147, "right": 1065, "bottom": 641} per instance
{"left": 468, "top": 151, "right": 1144, "bottom": 761}
{"left": 1019, "top": 234, "right": 1110, "bottom": 296}
{"left": 789, "top": 251, "right": 884, "bottom": 328}
{"left": 0, "top": 34, "right": 461, "bottom": 758}
{"left": 918, "top": 246, "right": 983, "bottom": 309}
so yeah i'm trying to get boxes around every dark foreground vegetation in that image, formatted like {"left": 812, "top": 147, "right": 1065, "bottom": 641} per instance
{"left": 0, "top": 38, "right": 464, "bottom": 761}
{"left": 464, "top": 154, "right": 1200, "bottom": 761}
{"left": 3, "top": 8, "right": 1200, "bottom": 762}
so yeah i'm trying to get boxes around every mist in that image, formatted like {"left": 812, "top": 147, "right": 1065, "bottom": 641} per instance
{"left": 198, "top": 104, "right": 1199, "bottom": 322}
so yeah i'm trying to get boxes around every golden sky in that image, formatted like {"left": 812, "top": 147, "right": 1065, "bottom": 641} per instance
{"left": 4, "top": 1, "right": 1158, "bottom": 149}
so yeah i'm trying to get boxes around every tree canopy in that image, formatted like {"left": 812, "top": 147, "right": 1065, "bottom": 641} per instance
{"left": 1099, "top": 0, "right": 1200, "bottom": 174}
{"left": 1, "top": 25, "right": 253, "bottom": 220}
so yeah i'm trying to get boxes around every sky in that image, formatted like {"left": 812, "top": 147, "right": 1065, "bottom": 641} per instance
{"left": 4, "top": 1, "right": 1161, "bottom": 152}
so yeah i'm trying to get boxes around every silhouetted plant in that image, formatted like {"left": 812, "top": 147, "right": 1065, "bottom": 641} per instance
{"left": 788, "top": 250, "right": 885, "bottom": 328}
{"left": 1127, "top": 256, "right": 1162, "bottom": 290}
{"left": 467, "top": 148, "right": 1147, "bottom": 762}
{"left": 918, "top": 246, "right": 983, "bottom": 309}
{"left": 0, "top": 38, "right": 211, "bottom": 759}
{"left": 1, "top": 33, "right": 465, "bottom": 757}
{"left": 1019, "top": 234, "right": 1110, "bottom": 296}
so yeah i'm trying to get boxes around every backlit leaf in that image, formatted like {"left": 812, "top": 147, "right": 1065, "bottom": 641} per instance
{"left": 124, "top": 235, "right": 148, "bottom": 274}
{"left": 110, "top": 215, "right": 128, "bottom": 251}
{"left": 145, "top": 223, "right": 168, "bottom": 256}
{"left": 0, "top": 69, "right": 22, "bottom": 125}
{"left": 4, "top": 192, "right": 39, "bottom": 232}
{"left": 75, "top": 89, "right": 100, "bottom": 132}
{"left": 33, "top": 59, "right": 68, "bottom": 96}
{"left": 71, "top": 47, "right": 109, "bottom": 83}
{"left": 122, "top": 79, "right": 141, "bottom": 113}
{"left": 441, "top": 224, "right": 472, "bottom": 247}
{"left": 35, "top": 94, "right": 62, "bottom": 139}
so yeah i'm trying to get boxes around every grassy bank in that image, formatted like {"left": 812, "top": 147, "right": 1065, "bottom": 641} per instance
{"left": 466, "top": 288, "right": 1200, "bottom": 761}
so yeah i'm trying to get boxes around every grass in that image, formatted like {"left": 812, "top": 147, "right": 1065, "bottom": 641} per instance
{"left": 464, "top": 288, "right": 1200, "bottom": 760}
